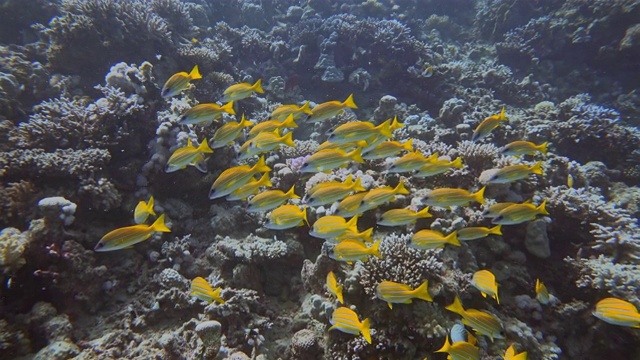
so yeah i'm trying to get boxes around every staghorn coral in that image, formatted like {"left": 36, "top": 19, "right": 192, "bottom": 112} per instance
{"left": 0, "top": 180, "right": 37, "bottom": 227}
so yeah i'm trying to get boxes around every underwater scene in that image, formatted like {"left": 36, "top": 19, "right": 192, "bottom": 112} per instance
{"left": 1, "top": 0, "right": 640, "bottom": 359}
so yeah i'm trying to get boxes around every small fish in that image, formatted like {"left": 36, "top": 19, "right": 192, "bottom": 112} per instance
{"left": 535, "top": 278, "right": 551, "bottom": 305}
{"left": 317, "top": 140, "right": 367, "bottom": 153}
{"left": 248, "top": 114, "right": 298, "bottom": 138}
{"left": 241, "top": 129, "right": 294, "bottom": 158}
{"left": 165, "top": 138, "right": 214, "bottom": 173}
{"left": 270, "top": 102, "right": 313, "bottom": 121}
{"left": 306, "top": 177, "right": 366, "bottom": 207}
{"left": 210, "top": 114, "right": 255, "bottom": 149}
{"left": 134, "top": 196, "right": 155, "bottom": 224}
{"left": 247, "top": 185, "right": 299, "bottom": 213}
{"left": 179, "top": 101, "right": 235, "bottom": 125}
{"left": 593, "top": 297, "right": 640, "bottom": 328}
{"left": 422, "top": 187, "right": 485, "bottom": 208}
{"left": 377, "top": 207, "right": 432, "bottom": 227}
{"left": 445, "top": 296, "right": 504, "bottom": 341}
{"left": 264, "top": 204, "right": 308, "bottom": 230}
{"left": 471, "top": 270, "right": 499, "bottom": 304}
{"left": 413, "top": 157, "right": 464, "bottom": 178}
{"left": 161, "top": 65, "right": 202, "bottom": 98}
{"left": 482, "top": 202, "right": 518, "bottom": 218}
{"left": 190, "top": 277, "right": 225, "bottom": 305}
{"left": 308, "top": 175, "right": 355, "bottom": 195}
{"left": 335, "top": 191, "right": 370, "bottom": 218}
{"left": 387, "top": 151, "right": 437, "bottom": 173}
{"left": 328, "top": 119, "right": 392, "bottom": 145}
{"left": 226, "top": 172, "right": 272, "bottom": 201}
{"left": 567, "top": 174, "right": 574, "bottom": 188}
{"left": 310, "top": 215, "right": 359, "bottom": 239}
{"left": 300, "top": 147, "right": 364, "bottom": 173}
{"left": 307, "top": 94, "right": 358, "bottom": 123}
{"left": 330, "top": 239, "right": 381, "bottom": 263}
{"left": 221, "top": 79, "right": 264, "bottom": 102}
{"left": 410, "top": 230, "right": 460, "bottom": 250}
{"left": 329, "top": 306, "right": 372, "bottom": 344}
{"left": 334, "top": 227, "right": 374, "bottom": 244}
{"left": 422, "top": 65, "right": 434, "bottom": 78}
{"left": 435, "top": 337, "right": 479, "bottom": 360}
{"left": 327, "top": 271, "right": 344, "bottom": 304}
{"left": 486, "top": 162, "right": 543, "bottom": 184}
{"left": 492, "top": 200, "right": 549, "bottom": 225}
{"left": 375, "top": 280, "right": 432, "bottom": 309}
{"left": 504, "top": 344, "right": 528, "bottom": 360}
{"left": 471, "top": 107, "right": 508, "bottom": 142}
{"left": 501, "top": 141, "right": 548, "bottom": 157}
{"left": 361, "top": 181, "right": 410, "bottom": 210}
{"left": 209, "top": 156, "right": 271, "bottom": 199}
{"left": 362, "top": 139, "right": 413, "bottom": 160}
{"left": 95, "top": 214, "right": 171, "bottom": 252}
{"left": 457, "top": 225, "right": 502, "bottom": 241}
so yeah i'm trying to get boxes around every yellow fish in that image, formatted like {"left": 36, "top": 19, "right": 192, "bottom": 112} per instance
{"left": 446, "top": 296, "right": 504, "bottom": 341}
{"left": 334, "top": 227, "right": 374, "bottom": 243}
{"left": 330, "top": 239, "right": 381, "bottom": 263}
{"left": 270, "top": 102, "right": 313, "bottom": 121}
{"left": 435, "top": 337, "right": 479, "bottom": 360}
{"left": 486, "top": 162, "right": 543, "bottom": 184}
{"left": 264, "top": 204, "right": 308, "bottom": 230}
{"left": 457, "top": 225, "right": 502, "bottom": 241}
{"left": 326, "top": 271, "right": 344, "bottom": 304}
{"left": 362, "top": 139, "right": 413, "bottom": 160}
{"left": 165, "top": 138, "right": 214, "bottom": 173}
{"left": 95, "top": 214, "right": 171, "bottom": 252}
{"left": 161, "top": 65, "right": 202, "bottom": 98}
{"left": 210, "top": 115, "right": 254, "bottom": 149}
{"left": 310, "top": 215, "right": 359, "bottom": 239}
{"left": 221, "top": 79, "right": 264, "bottom": 102}
{"left": 317, "top": 139, "right": 367, "bottom": 152}
{"left": 492, "top": 200, "right": 549, "bottom": 225}
{"left": 300, "top": 147, "right": 364, "bottom": 173}
{"left": 593, "top": 297, "right": 640, "bottom": 328}
{"left": 209, "top": 156, "right": 271, "bottom": 199}
{"left": 361, "top": 181, "right": 410, "bottom": 210}
{"left": 240, "top": 130, "right": 294, "bottom": 159}
{"left": 335, "top": 191, "right": 369, "bottom": 218}
{"left": 308, "top": 175, "right": 354, "bottom": 195}
{"left": 504, "top": 344, "right": 528, "bottom": 360}
{"left": 246, "top": 185, "right": 299, "bottom": 213}
{"left": 307, "top": 94, "right": 358, "bottom": 123}
{"left": 502, "top": 140, "right": 548, "bottom": 157}
{"left": 413, "top": 157, "right": 464, "bottom": 178}
{"left": 179, "top": 101, "right": 235, "bottom": 125}
{"left": 410, "top": 230, "right": 460, "bottom": 250}
{"left": 388, "top": 151, "right": 437, "bottom": 173}
{"left": 248, "top": 114, "right": 298, "bottom": 138}
{"left": 482, "top": 201, "right": 519, "bottom": 218}
{"left": 226, "top": 172, "right": 272, "bottom": 201}
{"left": 327, "top": 119, "right": 392, "bottom": 144}
{"left": 306, "top": 177, "right": 365, "bottom": 207}
{"left": 134, "top": 196, "right": 155, "bottom": 224}
{"left": 190, "top": 277, "right": 225, "bottom": 304}
{"left": 471, "top": 270, "right": 499, "bottom": 304}
{"left": 422, "top": 187, "right": 485, "bottom": 208}
{"left": 422, "top": 65, "right": 434, "bottom": 78}
{"left": 472, "top": 107, "right": 508, "bottom": 142}
{"left": 535, "top": 278, "right": 551, "bottom": 305}
{"left": 377, "top": 207, "right": 431, "bottom": 227}
{"left": 375, "top": 280, "right": 432, "bottom": 309}
{"left": 329, "top": 306, "right": 372, "bottom": 344}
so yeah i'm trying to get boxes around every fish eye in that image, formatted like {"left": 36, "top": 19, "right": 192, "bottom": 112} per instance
{"left": 494, "top": 215, "right": 502, "bottom": 221}
{"left": 302, "top": 162, "right": 308, "bottom": 167}
{"left": 95, "top": 243, "right": 104, "bottom": 249}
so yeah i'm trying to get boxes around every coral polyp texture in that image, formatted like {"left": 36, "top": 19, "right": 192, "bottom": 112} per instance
{"left": 0, "top": 0, "right": 639, "bottom": 359}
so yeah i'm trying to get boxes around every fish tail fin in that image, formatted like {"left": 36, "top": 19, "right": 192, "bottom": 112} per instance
{"left": 451, "top": 157, "right": 464, "bottom": 169}
{"left": 473, "top": 186, "right": 486, "bottom": 204}
{"left": 369, "top": 240, "right": 382, "bottom": 258}
{"left": 280, "top": 131, "right": 295, "bottom": 147}
{"left": 375, "top": 120, "right": 393, "bottom": 138}
{"left": 282, "top": 114, "right": 298, "bottom": 128}
{"left": 336, "top": 285, "right": 344, "bottom": 304}
{"left": 445, "top": 296, "right": 465, "bottom": 316}
{"left": 344, "top": 174, "right": 354, "bottom": 185}
{"left": 151, "top": 214, "right": 171, "bottom": 233}
{"left": 426, "top": 152, "right": 439, "bottom": 163}
{"left": 390, "top": 116, "right": 404, "bottom": 130}
{"left": 345, "top": 215, "right": 360, "bottom": 233}
{"left": 222, "top": 101, "right": 236, "bottom": 115}
{"left": 489, "top": 224, "right": 502, "bottom": 235}
{"left": 147, "top": 196, "right": 156, "bottom": 216}
{"left": 530, "top": 161, "right": 544, "bottom": 175}
{"left": 253, "top": 79, "right": 264, "bottom": 93}
{"left": 343, "top": 93, "right": 358, "bottom": 109}
{"left": 360, "top": 318, "right": 372, "bottom": 344}
{"left": 414, "top": 280, "right": 433, "bottom": 302}
{"left": 252, "top": 156, "right": 271, "bottom": 173}
{"left": 348, "top": 147, "right": 365, "bottom": 163}
{"left": 446, "top": 231, "right": 461, "bottom": 246}
{"left": 300, "top": 101, "right": 313, "bottom": 114}
{"left": 301, "top": 206, "right": 309, "bottom": 227}
{"left": 514, "top": 353, "right": 528, "bottom": 360}
{"left": 416, "top": 207, "right": 432, "bottom": 219}
{"left": 499, "top": 106, "right": 507, "bottom": 120}
{"left": 189, "top": 65, "right": 202, "bottom": 80}
{"left": 360, "top": 227, "right": 374, "bottom": 242}
{"left": 402, "top": 138, "right": 413, "bottom": 152}
{"left": 495, "top": 290, "right": 500, "bottom": 305}
{"left": 286, "top": 185, "right": 300, "bottom": 199}
{"left": 351, "top": 177, "right": 366, "bottom": 192}
{"left": 258, "top": 172, "right": 272, "bottom": 187}
{"left": 213, "top": 288, "right": 226, "bottom": 304}
{"left": 198, "top": 138, "right": 214, "bottom": 154}
{"left": 394, "top": 180, "right": 410, "bottom": 195}
{"left": 239, "top": 114, "right": 254, "bottom": 127}
{"left": 538, "top": 141, "right": 549, "bottom": 154}
{"left": 537, "top": 199, "right": 549, "bottom": 215}
{"left": 435, "top": 336, "right": 451, "bottom": 353}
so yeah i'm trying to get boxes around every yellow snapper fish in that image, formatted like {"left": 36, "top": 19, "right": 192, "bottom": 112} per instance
{"left": 220, "top": 79, "right": 264, "bottom": 102}
{"left": 410, "top": 229, "right": 460, "bottom": 250}
{"left": 327, "top": 119, "right": 392, "bottom": 145}
{"left": 190, "top": 277, "right": 225, "bottom": 305}
{"left": 492, "top": 200, "right": 549, "bottom": 225}
{"left": 482, "top": 201, "right": 519, "bottom": 218}
{"left": 329, "top": 306, "right": 372, "bottom": 344}
{"left": 161, "top": 65, "right": 202, "bottom": 98}
{"left": 326, "top": 271, "right": 344, "bottom": 304}
{"left": 486, "top": 162, "right": 543, "bottom": 184}
{"left": 248, "top": 114, "right": 298, "bottom": 138}
{"left": 209, "top": 156, "right": 271, "bottom": 199}
{"left": 535, "top": 278, "right": 551, "bottom": 305}
{"left": 387, "top": 151, "right": 438, "bottom": 173}
{"left": 413, "top": 157, "right": 464, "bottom": 178}
{"left": 504, "top": 344, "right": 528, "bottom": 360}
{"left": 95, "top": 214, "right": 171, "bottom": 252}
{"left": 593, "top": 297, "right": 640, "bottom": 328}
{"left": 165, "top": 138, "right": 214, "bottom": 174}
{"left": 270, "top": 102, "right": 313, "bottom": 121}
{"left": 377, "top": 207, "right": 432, "bottom": 227}
{"left": 335, "top": 191, "right": 369, "bottom": 218}
{"left": 375, "top": 280, "right": 432, "bottom": 309}
{"left": 457, "top": 225, "right": 502, "bottom": 241}
{"left": 300, "top": 147, "right": 364, "bottom": 173}
{"left": 334, "top": 227, "right": 374, "bottom": 243}
{"left": 361, "top": 116, "right": 404, "bottom": 153}
{"left": 471, "top": 270, "right": 499, "bottom": 304}
{"left": 471, "top": 107, "right": 508, "bottom": 142}
{"left": 308, "top": 174, "right": 355, "bottom": 195}
{"left": 330, "top": 239, "right": 381, "bottom": 263}
{"left": 362, "top": 139, "right": 413, "bottom": 160}
{"left": 240, "top": 129, "right": 294, "bottom": 159}
{"left": 246, "top": 185, "right": 299, "bottom": 213}
{"left": 422, "top": 187, "right": 485, "bottom": 208}
{"left": 310, "top": 215, "right": 360, "bottom": 239}
{"left": 307, "top": 94, "right": 358, "bottom": 123}
{"left": 446, "top": 296, "right": 504, "bottom": 341}
{"left": 226, "top": 172, "right": 272, "bottom": 201}
{"left": 502, "top": 140, "right": 548, "bottom": 157}
{"left": 435, "top": 337, "right": 479, "bottom": 360}
{"left": 264, "top": 204, "right": 308, "bottom": 230}
{"left": 179, "top": 101, "right": 235, "bottom": 125}
{"left": 361, "top": 180, "right": 410, "bottom": 210}
{"left": 210, "top": 115, "right": 254, "bottom": 149}
{"left": 317, "top": 139, "right": 367, "bottom": 153}
{"left": 306, "top": 177, "right": 366, "bottom": 207}
{"left": 134, "top": 196, "right": 155, "bottom": 224}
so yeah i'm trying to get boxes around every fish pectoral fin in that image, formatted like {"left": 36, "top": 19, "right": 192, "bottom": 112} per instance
{"left": 387, "top": 302, "right": 393, "bottom": 310}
